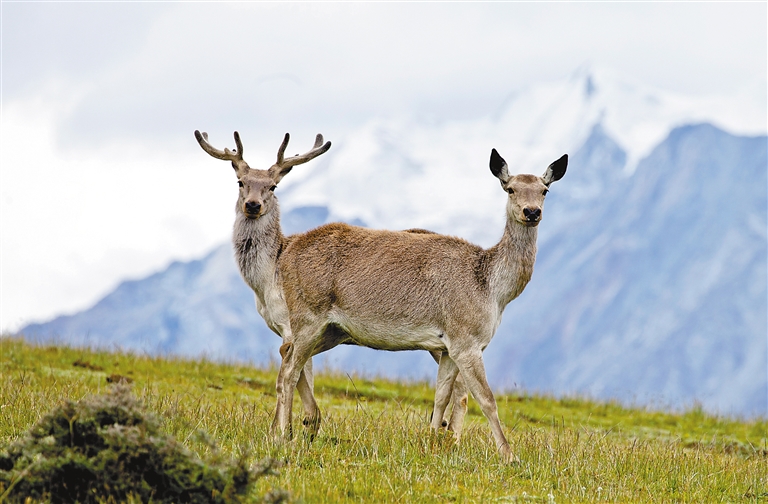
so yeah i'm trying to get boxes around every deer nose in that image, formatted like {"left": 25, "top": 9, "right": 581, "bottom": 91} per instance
{"left": 244, "top": 201, "right": 262, "bottom": 215}
{"left": 523, "top": 207, "right": 541, "bottom": 221}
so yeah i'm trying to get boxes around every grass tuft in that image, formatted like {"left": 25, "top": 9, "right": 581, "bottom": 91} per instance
{"left": 0, "top": 380, "right": 285, "bottom": 503}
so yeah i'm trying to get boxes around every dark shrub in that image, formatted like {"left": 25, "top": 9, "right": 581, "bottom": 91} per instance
{"left": 0, "top": 384, "right": 287, "bottom": 503}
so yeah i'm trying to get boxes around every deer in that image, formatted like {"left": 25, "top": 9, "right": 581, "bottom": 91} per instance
{"left": 193, "top": 130, "right": 470, "bottom": 440}
{"left": 194, "top": 129, "right": 330, "bottom": 436}
{"left": 273, "top": 149, "right": 567, "bottom": 462}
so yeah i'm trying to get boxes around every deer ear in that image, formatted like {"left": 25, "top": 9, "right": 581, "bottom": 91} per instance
{"left": 542, "top": 154, "right": 568, "bottom": 186}
{"left": 489, "top": 148, "right": 510, "bottom": 184}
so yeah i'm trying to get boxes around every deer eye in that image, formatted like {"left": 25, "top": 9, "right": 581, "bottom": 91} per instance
{"left": 542, "top": 189, "right": 549, "bottom": 196}
{"left": 237, "top": 181, "right": 244, "bottom": 188}
{"left": 269, "top": 185, "right": 277, "bottom": 192}
{"left": 506, "top": 188, "right": 514, "bottom": 195}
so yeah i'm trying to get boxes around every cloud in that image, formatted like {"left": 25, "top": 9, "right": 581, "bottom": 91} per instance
{"left": 1, "top": 1, "right": 765, "bottom": 331}
{"left": 5, "top": 2, "right": 765, "bottom": 150}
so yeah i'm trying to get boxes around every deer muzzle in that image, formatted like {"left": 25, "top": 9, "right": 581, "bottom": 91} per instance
{"left": 522, "top": 207, "right": 542, "bottom": 226}
{"left": 244, "top": 201, "right": 262, "bottom": 218}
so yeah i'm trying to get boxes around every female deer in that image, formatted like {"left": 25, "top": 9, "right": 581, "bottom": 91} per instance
{"left": 273, "top": 149, "right": 567, "bottom": 461}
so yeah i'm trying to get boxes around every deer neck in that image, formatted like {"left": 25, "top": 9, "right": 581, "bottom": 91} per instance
{"left": 487, "top": 218, "right": 538, "bottom": 308}
{"left": 232, "top": 203, "right": 286, "bottom": 298}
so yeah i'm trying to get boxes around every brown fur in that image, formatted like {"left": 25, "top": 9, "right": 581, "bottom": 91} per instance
{"left": 272, "top": 150, "right": 568, "bottom": 462}
{"left": 195, "top": 130, "right": 469, "bottom": 439}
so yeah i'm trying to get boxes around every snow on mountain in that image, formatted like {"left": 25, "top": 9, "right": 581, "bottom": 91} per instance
{"left": 18, "top": 68, "right": 768, "bottom": 417}
{"left": 488, "top": 122, "right": 767, "bottom": 417}
{"left": 320, "top": 121, "right": 767, "bottom": 417}
{"left": 279, "top": 66, "right": 765, "bottom": 246}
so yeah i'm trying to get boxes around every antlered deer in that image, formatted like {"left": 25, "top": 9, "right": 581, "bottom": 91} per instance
{"left": 194, "top": 130, "right": 330, "bottom": 436}
{"left": 273, "top": 149, "right": 567, "bottom": 461}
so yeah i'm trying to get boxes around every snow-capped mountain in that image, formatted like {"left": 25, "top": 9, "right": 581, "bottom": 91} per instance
{"left": 491, "top": 122, "right": 767, "bottom": 417}
{"left": 277, "top": 66, "right": 765, "bottom": 246}
{"left": 20, "top": 69, "right": 767, "bottom": 417}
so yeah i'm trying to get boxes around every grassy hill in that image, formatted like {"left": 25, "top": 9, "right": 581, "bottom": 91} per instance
{"left": 1, "top": 337, "right": 765, "bottom": 502}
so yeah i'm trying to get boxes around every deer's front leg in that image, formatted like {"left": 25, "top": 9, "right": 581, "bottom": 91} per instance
{"left": 273, "top": 329, "right": 318, "bottom": 440}
{"left": 271, "top": 342, "right": 295, "bottom": 439}
{"left": 451, "top": 347, "right": 516, "bottom": 463}
{"left": 275, "top": 317, "right": 321, "bottom": 438}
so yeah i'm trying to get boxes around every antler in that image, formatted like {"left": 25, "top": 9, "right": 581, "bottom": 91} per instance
{"left": 276, "top": 133, "right": 331, "bottom": 169}
{"left": 194, "top": 130, "right": 248, "bottom": 171}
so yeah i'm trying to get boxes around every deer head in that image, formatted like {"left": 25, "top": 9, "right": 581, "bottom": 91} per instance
{"left": 194, "top": 130, "right": 331, "bottom": 219}
{"left": 490, "top": 149, "right": 567, "bottom": 227}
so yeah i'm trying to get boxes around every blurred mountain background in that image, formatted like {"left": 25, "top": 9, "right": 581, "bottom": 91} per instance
{"left": 20, "top": 70, "right": 767, "bottom": 418}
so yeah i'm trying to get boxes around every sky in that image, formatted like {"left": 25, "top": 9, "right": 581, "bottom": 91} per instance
{"left": 1, "top": 2, "right": 766, "bottom": 332}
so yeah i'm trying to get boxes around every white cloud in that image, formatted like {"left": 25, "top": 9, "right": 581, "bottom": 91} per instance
{"left": 5, "top": 3, "right": 764, "bottom": 146}
{"left": 1, "top": 1, "right": 765, "bottom": 331}
{"left": 1, "top": 93, "right": 234, "bottom": 330}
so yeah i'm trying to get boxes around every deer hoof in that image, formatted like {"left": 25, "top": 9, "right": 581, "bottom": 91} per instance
{"left": 500, "top": 446, "right": 521, "bottom": 465}
{"left": 302, "top": 416, "right": 321, "bottom": 441}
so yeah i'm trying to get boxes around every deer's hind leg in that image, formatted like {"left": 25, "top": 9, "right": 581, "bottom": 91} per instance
{"left": 297, "top": 359, "right": 321, "bottom": 439}
{"left": 446, "top": 373, "right": 469, "bottom": 441}
{"left": 431, "top": 353, "right": 460, "bottom": 432}
{"left": 429, "top": 351, "right": 468, "bottom": 440}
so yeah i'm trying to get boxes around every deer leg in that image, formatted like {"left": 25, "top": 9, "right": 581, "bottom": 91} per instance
{"left": 450, "top": 348, "right": 515, "bottom": 463}
{"left": 276, "top": 320, "right": 321, "bottom": 438}
{"left": 271, "top": 322, "right": 319, "bottom": 438}
{"left": 297, "top": 358, "right": 321, "bottom": 439}
{"left": 272, "top": 326, "right": 319, "bottom": 440}
{"left": 272, "top": 342, "right": 291, "bottom": 439}
{"left": 446, "top": 373, "right": 469, "bottom": 441}
{"left": 430, "top": 353, "right": 460, "bottom": 432}
{"left": 429, "top": 350, "right": 458, "bottom": 428}
{"left": 273, "top": 342, "right": 299, "bottom": 440}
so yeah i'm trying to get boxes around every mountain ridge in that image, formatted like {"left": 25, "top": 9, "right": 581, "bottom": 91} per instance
{"left": 20, "top": 120, "right": 767, "bottom": 417}
{"left": 16, "top": 69, "right": 768, "bottom": 417}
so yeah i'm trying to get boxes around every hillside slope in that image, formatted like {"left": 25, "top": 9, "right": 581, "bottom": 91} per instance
{"left": 2, "top": 338, "right": 766, "bottom": 503}
{"left": 21, "top": 122, "right": 767, "bottom": 417}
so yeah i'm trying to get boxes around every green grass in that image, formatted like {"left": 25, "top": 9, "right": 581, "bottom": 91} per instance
{"left": 1, "top": 336, "right": 766, "bottom": 503}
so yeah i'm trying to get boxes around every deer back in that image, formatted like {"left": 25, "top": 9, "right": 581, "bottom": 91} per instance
{"left": 280, "top": 223, "right": 498, "bottom": 343}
